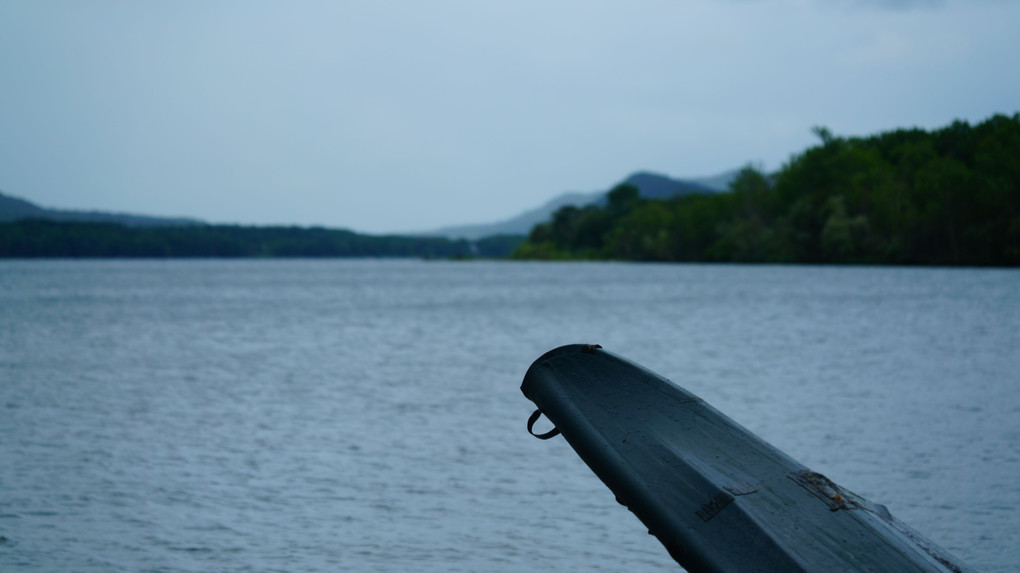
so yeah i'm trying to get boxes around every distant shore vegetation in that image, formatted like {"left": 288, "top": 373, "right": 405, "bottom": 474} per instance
{"left": 3, "top": 114, "right": 1017, "bottom": 265}
{"left": 514, "top": 113, "right": 1020, "bottom": 266}
{"left": 0, "top": 220, "right": 524, "bottom": 259}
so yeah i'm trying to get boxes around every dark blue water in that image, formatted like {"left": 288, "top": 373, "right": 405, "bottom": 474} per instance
{"left": 1, "top": 260, "right": 1017, "bottom": 572}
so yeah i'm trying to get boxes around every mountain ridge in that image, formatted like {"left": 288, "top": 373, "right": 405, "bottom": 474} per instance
{"left": 1, "top": 168, "right": 739, "bottom": 240}
{"left": 0, "top": 190, "right": 203, "bottom": 227}
{"left": 430, "top": 169, "right": 738, "bottom": 240}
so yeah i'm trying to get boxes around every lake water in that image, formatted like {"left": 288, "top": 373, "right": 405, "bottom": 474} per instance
{"left": 1, "top": 260, "right": 1017, "bottom": 572}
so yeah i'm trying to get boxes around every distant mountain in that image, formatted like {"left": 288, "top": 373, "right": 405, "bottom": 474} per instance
{"left": 0, "top": 190, "right": 524, "bottom": 259}
{"left": 431, "top": 190, "right": 605, "bottom": 241}
{"left": 431, "top": 169, "right": 739, "bottom": 240}
{"left": 0, "top": 190, "right": 203, "bottom": 226}
{"left": 591, "top": 171, "right": 726, "bottom": 204}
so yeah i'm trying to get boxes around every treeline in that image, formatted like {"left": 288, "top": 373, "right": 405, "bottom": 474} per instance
{"left": 0, "top": 219, "right": 524, "bottom": 259}
{"left": 514, "top": 114, "right": 1020, "bottom": 266}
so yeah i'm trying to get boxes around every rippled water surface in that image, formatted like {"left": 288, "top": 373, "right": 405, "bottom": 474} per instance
{"left": 1, "top": 260, "right": 1018, "bottom": 572}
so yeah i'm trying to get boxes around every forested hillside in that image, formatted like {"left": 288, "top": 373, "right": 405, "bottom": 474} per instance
{"left": 513, "top": 114, "right": 1020, "bottom": 266}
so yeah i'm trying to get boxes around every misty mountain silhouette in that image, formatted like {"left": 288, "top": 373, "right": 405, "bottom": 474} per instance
{"left": 1, "top": 169, "right": 738, "bottom": 239}
{"left": 430, "top": 169, "right": 738, "bottom": 240}
{"left": 0, "top": 190, "right": 202, "bottom": 227}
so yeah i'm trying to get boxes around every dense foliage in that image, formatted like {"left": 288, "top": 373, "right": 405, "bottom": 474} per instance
{"left": 0, "top": 220, "right": 524, "bottom": 259}
{"left": 514, "top": 114, "right": 1020, "bottom": 266}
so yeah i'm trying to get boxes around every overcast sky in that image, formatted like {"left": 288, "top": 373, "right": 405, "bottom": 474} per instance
{"left": 1, "top": 1, "right": 1017, "bottom": 234}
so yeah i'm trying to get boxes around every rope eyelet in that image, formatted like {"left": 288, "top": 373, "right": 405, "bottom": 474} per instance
{"left": 527, "top": 409, "right": 560, "bottom": 440}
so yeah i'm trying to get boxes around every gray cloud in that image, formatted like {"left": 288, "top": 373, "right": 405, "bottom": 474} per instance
{"left": 851, "top": 0, "right": 946, "bottom": 10}
{"left": 722, "top": 0, "right": 946, "bottom": 7}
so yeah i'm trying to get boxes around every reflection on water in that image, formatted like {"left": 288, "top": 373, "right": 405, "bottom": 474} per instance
{"left": 1, "top": 260, "right": 1017, "bottom": 572}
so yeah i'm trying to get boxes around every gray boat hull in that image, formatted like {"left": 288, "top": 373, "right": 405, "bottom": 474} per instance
{"left": 521, "top": 344, "right": 974, "bottom": 572}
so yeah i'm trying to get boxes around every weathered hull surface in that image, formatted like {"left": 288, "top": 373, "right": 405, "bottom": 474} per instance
{"left": 521, "top": 344, "right": 974, "bottom": 573}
